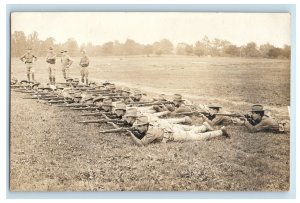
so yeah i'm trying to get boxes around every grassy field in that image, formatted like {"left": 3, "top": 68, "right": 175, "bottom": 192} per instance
{"left": 10, "top": 56, "right": 290, "bottom": 191}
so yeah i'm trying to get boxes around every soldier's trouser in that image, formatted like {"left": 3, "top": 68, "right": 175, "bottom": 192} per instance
{"left": 213, "top": 115, "right": 233, "bottom": 126}
{"left": 80, "top": 67, "right": 89, "bottom": 84}
{"left": 48, "top": 64, "right": 56, "bottom": 84}
{"left": 62, "top": 66, "right": 70, "bottom": 79}
{"left": 153, "top": 111, "right": 170, "bottom": 117}
{"left": 26, "top": 63, "right": 34, "bottom": 81}
{"left": 172, "top": 123, "right": 209, "bottom": 133}
{"left": 171, "top": 126, "right": 223, "bottom": 141}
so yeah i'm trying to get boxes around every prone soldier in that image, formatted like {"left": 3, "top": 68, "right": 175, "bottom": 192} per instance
{"left": 240, "top": 104, "right": 290, "bottom": 133}
{"left": 127, "top": 115, "right": 230, "bottom": 147}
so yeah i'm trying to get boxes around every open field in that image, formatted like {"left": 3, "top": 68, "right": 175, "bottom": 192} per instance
{"left": 10, "top": 56, "right": 290, "bottom": 191}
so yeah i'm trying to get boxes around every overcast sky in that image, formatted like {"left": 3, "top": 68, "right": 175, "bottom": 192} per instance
{"left": 11, "top": 12, "right": 290, "bottom": 47}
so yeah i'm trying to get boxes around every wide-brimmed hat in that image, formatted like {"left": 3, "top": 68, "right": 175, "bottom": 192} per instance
{"left": 122, "top": 87, "right": 131, "bottom": 93}
{"left": 133, "top": 115, "right": 149, "bottom": 127}
{"left": 124, "top": 108, "right": 137, "bottom": 118}
{"left": 102, "top": 98, "right": 113, "bottom": 106}
{"left": 31, "top": 82, "right": 40, "bottom": 88}
{"left": 107, "top": 83, "right": 116, "bottom": 90}
{"left": 73, "top": 78, "right": 80, "bottom": 83}
{"left": 251, "top": 104, "right": 264, "bottom": 112}
{"left": 158, "top": 94, "right": 167, "bottom": 101}
{"left": 102, "top": 81, "right": 110, "bottom": 85}
{"left": 89, "top": 81, "right": 96, "bottom": 85}
{"left": 20, "top": 80, "right": 29, "bottom": 84}
{"left": 173, "top": 94, "right": 184, "bottom": 102}
{"left": 74, "top": 93, "right": 82, "bottom": 98}
{"left": 208, "top": 104, "right": 222, "bottom": 109}
{"left": 66, "top": 77, "right": 73, "bottom": 82}
{"left": 115, "top": 102, "right": 126, "bottom": 110}
{"left": 134, "top": 89, "right": 142, "bottom": 96}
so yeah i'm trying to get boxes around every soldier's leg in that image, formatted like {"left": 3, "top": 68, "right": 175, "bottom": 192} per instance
{"left": 165, "top": 116, "right": 192, "bottom": 125}
{"left": 26, "top": 65, "right": 31, "bottom": 81}
{"left": 48, "top": 66, "right": 52, "bottom": 83}
{"left": 62, "top": 66, "right": 66, "bottom": 79}
{"left": 65, "top": 67, "right": 69, "bottom": 78}
{"left": 52, "top": 65, "right": 56, "bottom": 84}
{"left": 190, "top": 122, "right": 214, "bottom": 133}
{"left": 85, "top": 69, "right": 89, "bottom": 85}
{"left": 153, "top": 111, "right": 171, "bottom": 117}
{"left": 173, "top": 129, "right": 223, "bottom": 141}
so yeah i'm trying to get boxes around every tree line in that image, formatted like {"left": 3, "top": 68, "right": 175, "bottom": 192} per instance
{"left": 11, "top": 31, "right": 291, "bottom": 59}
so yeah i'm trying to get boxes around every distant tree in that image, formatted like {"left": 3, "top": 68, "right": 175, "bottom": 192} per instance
{"left": 102, "top": 42, "right": 114, "bottom": 55}
{"left": 159, "top": 38, "right": 173, "bottom": 54}
{"left": 244, "top": 42, "right": 261, "bottom": 57}
{"left": 281, "top": 44, "right": 291, "bottom": 59}
{"left": 63, "top": 38, "right": 79, "bottom": 56}
{"left": 224, "top": 44, "right": 240, "bottom": 56}
{"left": 268, "top": 48, "right": 282, "bottom": 58}
{"left": 143, "top": 44, "right": 153, "bottom": 56}
{"left": 177, "top": 43, "right": 190, "bottom": 55}
{"left": 11, "top": 31, "right": 27, "bottom": 56}
{"left": 259, "top": 43, "right": 275, "bottom": 58}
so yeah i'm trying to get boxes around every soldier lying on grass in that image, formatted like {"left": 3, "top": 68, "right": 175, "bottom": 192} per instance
{"left": 239, "top": 104, "right": 290, "bottom": 133}
{"left": 127, "top": 115, "right": 230, "bottom": 147}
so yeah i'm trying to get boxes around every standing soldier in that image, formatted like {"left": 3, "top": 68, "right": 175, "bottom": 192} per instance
{"left": 20, "top": 47, "right": 37, "bottom": 82}
{"left": 79, "top": 49, "right": 90, "bottom": 85}
{"left": 46, "top": 47, "right": 56, "bottom": 85}
{"left": 61, "top": 50, "right": 73, "bottom": 80}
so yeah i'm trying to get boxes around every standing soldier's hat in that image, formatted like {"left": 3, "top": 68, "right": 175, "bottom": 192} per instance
{"left": 133, "top": 115, "right": 149, "bottom": 127}
{"left": 173, "top": 94, "right": 184, "bottom": 102}
{"left": 115, "top": 102, "right": 126, "bottom": 111}
{"left": 251, "top": 104, "right": 264, "bottom": 112}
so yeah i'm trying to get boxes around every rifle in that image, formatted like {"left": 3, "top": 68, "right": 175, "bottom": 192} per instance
{"left": 137, "top": 101, "right": 174, "bottom": 107}
{"left": 79, "top": 119, "right": 125, "bottom": 124}
{"left": 70, "top": 106, "right": 99, "bottom": 110}
{"left": 99, "top": 126, "right": 136, "bottom": 134}
{"left": 80, "top": 112, "right": 116, "bottom": 116}
{"left": 175, "top": 111, "right": 209, "bottom": 116}
{"left": 48, "top": 99, "right": 73, "bottom": 104}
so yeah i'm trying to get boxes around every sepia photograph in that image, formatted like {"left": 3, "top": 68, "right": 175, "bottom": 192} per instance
{"left": 9, "top": 12, "right": 291, "bottom": 192}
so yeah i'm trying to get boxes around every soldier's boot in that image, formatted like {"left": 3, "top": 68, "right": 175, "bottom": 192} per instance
{"left": 86, "top": 78, "right": 88, "bottom": 86}
{"left": 32, "top": 73, "right": 35, "bottom": 82}
{"left": 27, "top": 73, "right": 30, "bottom": 81}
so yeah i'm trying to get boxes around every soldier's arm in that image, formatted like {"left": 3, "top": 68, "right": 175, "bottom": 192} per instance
{"left": 20, "top": 54, "right": 25, "bottom": 61}
{"left": 243, "top": 119, "right": 259, "bottom": 132}
{"left": 107, "top": 122, "right": 120, "bottom": 129}
{"left": 128, "top": 131, "right": 144, "bottom": 147}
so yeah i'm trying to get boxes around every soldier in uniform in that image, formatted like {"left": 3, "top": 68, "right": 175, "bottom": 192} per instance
{"left": 199, "top": 104, "right": 233, "bottom": 127}
{"left": 20, "top": 47, "right": 37, "bottom": 82}
{"left": 46, "top": 47, "right": 56, "bottom": 85}
{"left": 240, "top": 104, "right": 290, "bottom": 133}
{"left": 61, "top": 50, "right": 73, "bottom": 80}
{"left": 127, "top": 115, "right": 230, "bottom": 146}
{"left": 79, "top": 49, "right": 90, "bottom": 85}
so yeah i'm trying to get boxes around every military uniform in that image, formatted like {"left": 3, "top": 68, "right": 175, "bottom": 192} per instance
{"left": 20, "top": 49, "right": 37, "bottom": 81}
{"left": 46, "top": 47, "right": 56, "bottom": 84}
{"left": 79, "top": 50, "right": 90, "bottom": 85}
{"left": 131, "top": 116, "right": 229, "bottom": 146}
{"left": 243, "top": 104, "right": 289, "bottom": 133}
{"left": 61, "top": 50, "right": 73, "bottom": 79}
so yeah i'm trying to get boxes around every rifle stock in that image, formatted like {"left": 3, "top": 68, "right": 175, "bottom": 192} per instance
{"left": 99, "top": 127, "right": 135, "bottom": 133}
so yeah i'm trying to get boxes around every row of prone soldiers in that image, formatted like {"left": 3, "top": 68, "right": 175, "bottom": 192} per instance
{"left": 12, "top": 78, "right": 290, "bottom": 147}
